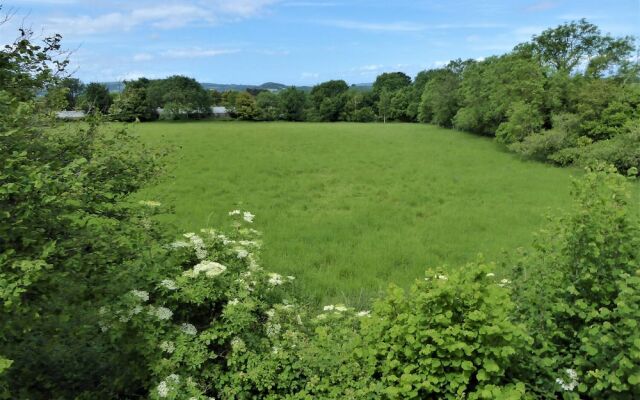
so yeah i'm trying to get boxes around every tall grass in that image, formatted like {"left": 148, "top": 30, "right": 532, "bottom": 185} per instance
{"left": 133, "top": 121, "right": 576, "bottom": 305}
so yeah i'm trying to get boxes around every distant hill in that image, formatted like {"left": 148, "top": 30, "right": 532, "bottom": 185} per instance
{"left": 100, "top": 81, "right": 371, "bottom": 93}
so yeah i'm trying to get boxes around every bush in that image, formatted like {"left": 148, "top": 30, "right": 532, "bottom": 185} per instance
{"left": 509, "top": 128, "right": 574, "bottom": 161}
{"left": 496, "top": 101, "right": 544, "bottom": 145}
{"left": 511, "top": 164, "right": 640, "bottom": 399}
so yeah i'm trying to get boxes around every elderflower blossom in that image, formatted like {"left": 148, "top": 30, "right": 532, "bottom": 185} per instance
{"left": 236, "top": 248, "right": 249, "bottom": 259}
{"left": 357, "top": 310, "right": 371, "bottom": 317}
{"left": 131, "top": 290, "right": 149, "bottom": 302}
{"left": 185, "top": 261, "right": 227, "bottom": 278}
{"left": 170, "top": 240, "right": 190, "bottom": 249}
{"left": 436, "top": 274, "right": 448, "bottom": 281}
{"left": 243, "top": 211, "right": 255, "bottom": 223}
{"left": 498, "top": 278, "right": 512, "bottom": 287}
{"left": 335, "top": 305, "right": 348, "bottom": 312}
{"left": 266, "top": 322, "right": 281, "bottom": 337}
{"left": 556, "top": 369, "right": 579, "bottom": 391}
{"left": 157, "top": 381, "right": 169, "bottom": 398}
{"left": 268, "top": 273, "right": 284, "bottom": 286}
{"left": 229, "top": 209, "right": 241, "bottom": 216}
{"left": 323, "top": 305, "right": 335, "bottom": 311}
{"left": 266, "top": 309, "right": 276, "bottom": 319}
{"left": 160, "top": 341, "right": 175, "bottom": 354}
{"left": 180, "top": 323, "right": 197, "bottom": 335}
{"left": 184, "top": 232, "right": 207, "bottom": 260}
{"left": 160, "top": 279, "right": 178, "bottom": 290}
{"left": 231, "top": 337, "right": 246, "bottom": 352}
{"left": 228, "top": 298, "right": 240, "bottom": 306}
{"left": 149, "top": 306, "right": 173, "bottom": 321}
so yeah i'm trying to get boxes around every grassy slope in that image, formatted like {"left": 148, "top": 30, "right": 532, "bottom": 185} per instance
{"left": 132, "top": 121, "right": 576, "bottom": 305}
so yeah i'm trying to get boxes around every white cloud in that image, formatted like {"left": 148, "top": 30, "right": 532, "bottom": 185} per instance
{"left": 525, "top": 1, "right": 558, "bottom": 12}
{"left": 41, "top": 0, "right": 280, "bottom": 36}
{"left": 133, "top": 53, "right": 154, "bottom": 62}
{"left": 301, "top": 72, "right": 319, "bottom": 79}
{"left": 162, "top": 48, "right": 240, "bottom": 59}
{"left": 320, "top": 20, "right": 504, "bottom": 32}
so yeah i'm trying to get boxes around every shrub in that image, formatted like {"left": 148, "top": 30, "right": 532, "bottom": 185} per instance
{"left": 496, "top": 101, "right": 544, "bottom": 145}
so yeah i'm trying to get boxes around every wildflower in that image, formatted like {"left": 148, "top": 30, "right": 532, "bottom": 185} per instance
{"left": 184, "top": 232, "right": 207, "bottom": 260}
{"left": 268, "top": 273, "right": 284, "bottom": 286}
{"left": 160, "top": 279, "right": 178, "bottom": 290}
{"left": 486, "top": 273, "right": 496, "bottom": 278}
{"left": 160, "top": 341, "right": 175, "bottom": 354}
{"left": 272, "top": 346, "right": 280, "bottom": 355}
{"left": 157, "top": 381, "right": 169, "bottom": 398}
{"left": 287, "top": 276, "right": 295, "bottom": 281}
{"left": 181, "top": 323, "right": 197, "bottom": 335}
{"left": 335, "top": 305, "right": 348, "bottom": 312}
{"left": 556, "top": 368, "right": 579, "bottom": 391}
{"left": 357, "top": 311, "right": 371, "bottom": 317}
{"left": 436, "top": 274, "right": 448, "bottom": 281}
{"left": 228, "top": 298, "right": 240, "bottom": 306}
{"left": 229, "top": 209, "right": 241, "bottom": 216}
{"left": 130, "top": 305, "right": 143, "bottom": 315}
{"left": 243, "top": 211, "right": 255, "bottom": 223}
{"left": 498, "top": 278, "right": 512, "bottom": 287}
{"left": 231, "top": 337, "right": 246, "bottom": 352}
{"left": 323, "top": 305, "right": 335, "bottom": 311}
{"left": 167, "top": 374, "right": 180, "bottom": 384}
{"left": 150, "top": 306, "right": 173, "bottom": 321}
{"left": 131, "top": 290, "right": 149, "bottom": 302}
{"left": 139, "top": 200, "right": 161, "bottom": 208}
{"left": 266, "top": 322, "right": 281, "bottom": 337}
{"left": 266, "top": 309, "right": 276, "bottom": 319}
{"left": 236, "top": 249, "right": 249, "bottom": 259}
{"left": 170, "top": 240, "right": 190, "bottom": 249}
{"left": 188, "top": 261, "right": 227, "bottom": 278}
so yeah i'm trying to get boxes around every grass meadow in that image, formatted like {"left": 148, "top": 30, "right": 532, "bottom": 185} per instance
{"left": 132, "top": 121, "right": 577, "bottom": 305}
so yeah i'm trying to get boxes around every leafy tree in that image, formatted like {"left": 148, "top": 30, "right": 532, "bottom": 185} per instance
{"left": 109, "top": 78, "right": 157, "bottom": 122}
{"left": 310, "top": 80, "right": 348, "bottom": 121}
{"left": 372, "top": 72, "right": 411, "bottom": 94}
{"left": 389, "top": 86, "right": 414, "bottom": 122}
{"left": 278, "top": 87, "right": 306, "bottom": 121}
{"left": 79, "top": 82, "right": 112, "bottom": 114}
{"left": 528, "top": 18, "right": 634, "bottom": 75}
{"left": 235, "top": 92, "right": 258, "bottom": 120}
{"left": 57, "top": 77, "right": 84, "bottom": 110}
{"left": 147, "top": 76, "right": 211, "bottom": 119}
{"left": 209, "top": 89, "right": 223, "bottom": 105}
{"left": 255, "top": 91, "right": 279, "bottom": 121}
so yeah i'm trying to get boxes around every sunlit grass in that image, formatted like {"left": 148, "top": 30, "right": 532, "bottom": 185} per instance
{"left": 132, "top": 121, "right": 577, "bottom": 305}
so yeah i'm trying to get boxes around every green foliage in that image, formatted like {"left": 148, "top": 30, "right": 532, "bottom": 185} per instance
{"left": 511, "top": 165, "right": 640, "bottom": 399}
{"left": 496, "top": 101, "right": 544, "bottom": 145}
{"left": 148, "top": 76, "right": 211, "bottom": 120}
{"left": 373, "top": 72, "right": 412, "bottom": 94}
{"left": 235, "top": 92, "right": 259, "bottom": 121}
{"left": 419, "top": 68, "right": 462, "bottom": 127}
{"left": 79, "top": 82, "right": 112, "bottom": 114}
{"left": 109, "top": 78, "right": 157, "bottom": 122}
{"left": 278, "top": 87, "right": 306, "bottom": 121}
{"left": 256, "top": 91, "right": 280, "bottom": 121}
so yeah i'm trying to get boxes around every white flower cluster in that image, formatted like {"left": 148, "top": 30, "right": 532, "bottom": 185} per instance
{"left": 498, "top": 278, "right": 512, "bottom": 287}
{"left": 184, "top": 232, "right": 207, "bottom": 260}
{"left": 266, "top": 322, "right": 281, "bottom": 338}
{"left": 138, "top": 200, "right": 162, "bottom": 208}
{"left": 157, "top": 374, "right": 180, "bottom": 398}
{"left": 228, "top": 209, "right": 255, "bottom": 223}
{"left": 149, "top": 306, "right": 173, "bottom": 321}
{"left": 323, "top": 304, "right": 348, "bottom": 312}
{"left": 184, "top": 261, "right": 227, "bottom": 278}
{"left": 236, "top": 248, "right": 249, "bottom": 259}
{"left": 131, "top": 290, "right": 149, "bottom": 302}
{"left": 228, "top": 298, "right": 240, "bottom": 306}
{"left": 231, "top": 337, "right": 246, "bottom": 352}
{"left": 486, "top": 272, "right": 496, "bottom": 278}
{"left": 160, "top": 340, "right": 175, "bottom": 354}
{"left": 356, "top": 310, "right": 371, "bottom": 317}
{"left": 160, "top": 279, "right": 178, "bottom": 290}
{"left": 180, "top": 323, "right": 198, "bottom": 335}
{"left": 556, "top": 368, "right": 579, "bottom": 391}
{"left": 268, "top": 273, "right": 284, "bottom": 286}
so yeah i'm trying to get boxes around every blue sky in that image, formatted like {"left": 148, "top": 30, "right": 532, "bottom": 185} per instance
{"left": 1, "top": 0, "right": 638, "bottom": 85}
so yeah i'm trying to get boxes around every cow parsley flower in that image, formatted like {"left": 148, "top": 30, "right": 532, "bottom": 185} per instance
{"left": 236, "top": 249, "right": 249, "bottom": 259}
{"left": 323, "top": 305, "right": 335, "bottom": 311}
{"left": 180, "top": 323, "right": 197, "bottom": 335}
{"left": 229, "top": 209, "right": 241, "bottom": 216}
{"left": 243, "top": 211, "right": 255, "bottom": 223}
{"left": 436, "top": 274, "right": 448, "bottom": 281}
{"left": 157, "top": 381, "right": 169, "bottom": 398}
{"left": 160, "top": 279, "right": 178, "bottom": 290}
{"left": 170, "top": 240, "right": 190, "bottom": 249}
{"left": 231, "top": 337, "right": 246, "bottom": 352}
{"left": 184, "top": 232, "right": 207, "bottom": 260}
{"left": 266, "top": 322, "right": 281, "bottom": 337}
{"left": 357, "top": 310, "right": 371, "bottom": 317}
{"left": 498, "top": 278, "right": 512, "bottom": 287}
{"left": 131, "top": 290, "right": 149, "bottom": 302}
{"left": 228, "top": 298, "right": 240, "bottom": 306}
{"left": 335, "top": 305, "right": 348, "bottom": 312}
{"left": 150, "top": 306, "right": 173, "bottom": 321}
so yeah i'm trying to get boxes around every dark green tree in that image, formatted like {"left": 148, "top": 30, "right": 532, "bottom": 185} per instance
{"left": 79, "top": 82, "right": 112, "bottom": 114}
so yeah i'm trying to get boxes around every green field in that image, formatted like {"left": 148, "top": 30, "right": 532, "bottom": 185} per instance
{"left": 132, "top": 121, "right": 576, "bottom": 305}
